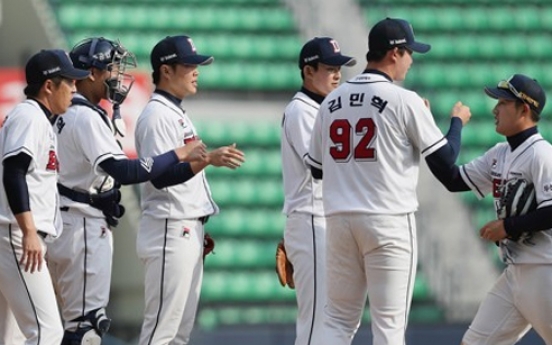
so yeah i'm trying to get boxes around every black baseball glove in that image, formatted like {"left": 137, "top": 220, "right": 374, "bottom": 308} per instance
{"left": 497, "top": 178, "right": 537, "bottom": 219}
{"left": 497, "top": 178, "right": 537, "bottom": 241}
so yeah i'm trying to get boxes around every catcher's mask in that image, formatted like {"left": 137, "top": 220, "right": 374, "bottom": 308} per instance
{"left": 70, "top": 37, "right": 137, "bottom": 105}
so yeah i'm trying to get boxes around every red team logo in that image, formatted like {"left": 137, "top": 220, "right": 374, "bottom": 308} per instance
{"left": 46, "top": 150, "right": 59, "bottom": 171}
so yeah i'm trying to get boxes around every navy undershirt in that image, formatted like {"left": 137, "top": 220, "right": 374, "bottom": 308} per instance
{"left": 3, "top": 153, "right": 32, "bottom": 214}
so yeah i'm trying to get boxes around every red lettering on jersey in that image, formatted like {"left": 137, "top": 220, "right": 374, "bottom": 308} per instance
{"left": 46, "top": 150, "right": 59, "bottom": 171}
{"left": 492, "top": 178, "right": 503, "bottom": 198}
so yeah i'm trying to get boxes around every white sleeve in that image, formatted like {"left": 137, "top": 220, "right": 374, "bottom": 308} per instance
{"left": 403, "top": 93, "right": 447, "bottom": 156}
{"left": 73, "top": 112, "right": 127, "bottom": 174}
{"left": 306, "top": 109, "right": 324, "bottom": 170}
{"left": 530, "top": 144, "right": 552, "bottom": 208}
{"left": 459, "top": 146, "right": 498, "bottom": 199}
{"left": 2, "top": 111, "right": 41, "bottom": 168}
{"left": 135, "top": 105, "right": 178, "bottom": 158}
{"left": 284, "top": 104, "right": 317, "bottom": 165}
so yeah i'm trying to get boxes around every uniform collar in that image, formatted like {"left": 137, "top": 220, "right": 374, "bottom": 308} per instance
{"left": 154, "top": 89, "right": 183, "bottom": 108}
{"left": 28, "top": 97, "right": 56, "bottom": 124}
{"left": 507, "top": 126, "right": 538, "bottom": 151}
{"left": 300, "top": 87, "right": 325, "bottom": 105}
{"left": 363, "top": 68, "right": 393, "bottom": 82}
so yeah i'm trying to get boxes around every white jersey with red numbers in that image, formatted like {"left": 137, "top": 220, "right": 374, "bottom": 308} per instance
{"left": 135, "top": 93, "right": 219, "bottom": 220}
{"left": 307, "top": 73, "right": 447, "bottom": 216}
{"left": 0, "top": 99, "right": 62, "bottom": 236}
{"left": 281, "top": 91, "right": 324, "bottom": 217}
{"left": 460, "top": 133, "right": 552, "bottom": 264}
{"left": 54, "top": 93, "right": 127, "bottom": 217}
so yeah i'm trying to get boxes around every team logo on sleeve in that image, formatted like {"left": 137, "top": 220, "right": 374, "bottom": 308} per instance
{"left": 140, "top": 157, "right": 154, "bottom": 173}
{"left": 544, "top": 183, "right": 552, "bottom": 193}
{"left": 46, "top": 150, "right": 59, "bottom": 171}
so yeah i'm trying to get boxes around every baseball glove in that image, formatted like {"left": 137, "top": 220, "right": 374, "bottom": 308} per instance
{"left": 203, "top": 233, "right": 215, "bottom": 260}
{"left": 275, "top": 239, "right": 295, "bottom": 289}
{"left": 497, "top": 178, "right": 537, "bottom": 220}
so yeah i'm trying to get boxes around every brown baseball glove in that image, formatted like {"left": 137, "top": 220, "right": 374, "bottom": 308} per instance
{"left": 275, "top": 239, "right": 295, "bottom": 289}
{"left": 203, "top": 233, "right": 215, "bottom": 260}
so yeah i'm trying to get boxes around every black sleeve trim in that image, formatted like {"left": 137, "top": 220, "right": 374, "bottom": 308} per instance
{"left": 151, "top": 163, "right": 195, "bottom": 189}
{"left": 311, "top": 166, "right": 323, "bottom": 180}
{"left": 3, "top": 153, "right": 32, "bottom": 214}
{"left": 504, "top": 205, "right": 552, "bottom": 237}
{"left": 425, "top": 118, "right": 470, "bottom": 192}
{"left": 99, "top": 150, "right": 178, "bottom": 184}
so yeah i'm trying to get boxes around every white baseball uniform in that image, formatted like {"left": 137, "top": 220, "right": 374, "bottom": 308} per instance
{"left": 281, "top": 90, "right": 327, "bottom": 345}
{"left": 135, "top": 92, "right": 218, "bottom": 345}
{"left": 0, "top": 99, "right": 64, "bottom": 344}
{"left": 47, "top": 93, "right": 125, "bottom": 332}
{"left": 307, "top": 72, "right": 447, "bottom": 345}
{"left": 460, "top": 133, "right": 552, "bottom": 345}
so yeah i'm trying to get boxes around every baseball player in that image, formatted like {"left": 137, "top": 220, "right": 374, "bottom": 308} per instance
{"left": 281, "top": 37, "right": 355, "bottom": 345}
{"left": 306, "top": 18, "right": 471, "bottom": 345}
{"left": 47, "top": 37, "right": 207, "bottom": 345}
{"left": 426, "top": 74, "right": 552, "bottom": 345}
{"left": 0, "top": 49, "right": 89, "bottom": 344}
{"left": 134, "top": 35, "right": 245, "bottom": 345}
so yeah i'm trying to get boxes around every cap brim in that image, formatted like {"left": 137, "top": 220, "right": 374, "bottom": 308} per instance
{"left": 484, "top": 87, "right": 518, "bottom": 101}
{"left": 407, "top": 41, "right": 431, "bottom": 54}
{"left": 320, "top": 55, "right": 357, "bottom": 67}
{"left": 178, "top": 54, "right": 214, "bottom": 66}
{"left": 60, "top": 68, "right": 90, "bottom": 80}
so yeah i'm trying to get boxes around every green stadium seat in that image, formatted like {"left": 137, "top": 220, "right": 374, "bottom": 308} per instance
{"left": 195, "top": 121, "right": 281, "bottom": 147}
{"left": 209, "top": 178, "right": 283, "bottom": 207}
{"left": 205, "top": 148, "right": 281, "bottom": 177}
{"left": 201, "top": 270, "right": 433, "bottom": 303}
{"left": 204, "top": 239, "right": 277, "bottom": 269}
{"left": 205, "top": 208, "right": 285, "bottom": 238}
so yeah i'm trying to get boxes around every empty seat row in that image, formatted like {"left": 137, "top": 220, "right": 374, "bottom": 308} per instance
{"left": 198, "top": 303, "right": 444, "bottom": 330}
{"left": 57, "top": 5, "right": 296, "bottom": 32}
{"left": 209, "top": 178, "right": 283, "bottom": 207}
{"left": 201, "top": 270, "right": 433, "bottom": 303}
{"left": 364, "top": 6, "right": 552, "bottom": 32}
{"left": 205, "top": 208, "right": 285, "bottom": 238}
{"left": 407, "top": 62, "right": 550, "bottom": 90}
{"left": 204, "top": 239, "right": 277, "bottom": 269}
{"left": 415, "top": 35, "right": 552, "bottom": 61}
{"left": 205, "top": 149, "right": 281, "bottom": 177}
{"left": 66, "top": 32, "right": 302, "bottom": 62}
{"left": 194, "top": 121, "right": 281, "bottom": 147}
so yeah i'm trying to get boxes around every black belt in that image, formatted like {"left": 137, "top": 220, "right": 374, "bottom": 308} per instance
{"left": 37, "top": 231, "right": 47, "bottom": 239}
{"left": 199, "top": 216, "right": 209, "bottom": 225}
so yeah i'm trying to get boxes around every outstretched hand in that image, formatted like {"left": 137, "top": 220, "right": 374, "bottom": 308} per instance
{"left": 451, "top": 101, "right": 471, "bottom": 126}
{"left": 175, "top": 140, "right": 208, "bottom": 163}
{"left": 208, "top": 143, "right": 245, "bottom": 169}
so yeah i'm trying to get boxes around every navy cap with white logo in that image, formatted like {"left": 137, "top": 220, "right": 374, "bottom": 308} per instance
{"left": 299, "top": 37, "right": 356, "bottom": 69}
{"left": 25, "top": 49, "right": 90, "bottom": 85}
{"left": 151, "top": 35, "right": 213, "bottom": 71}
{"left": 368, "top": 18, "right": 430, "bottom": 54}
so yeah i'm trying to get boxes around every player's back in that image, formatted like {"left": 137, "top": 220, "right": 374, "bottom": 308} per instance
{"left": 310, "top": 72, "right": 445, "bottom": 215}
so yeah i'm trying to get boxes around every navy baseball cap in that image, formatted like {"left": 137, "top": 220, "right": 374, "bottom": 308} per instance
{"left": 25, "top": 49, "right": 90, "bottom": 85}
{"left": 151, "top": 35, "right": 214, "bottom": 71}
{"left": 368, "top": 18, "right": 430, "bottom": 54}
{"left": 299, "top": 37, "right": 356, "bottom": 69}
{"left": 485, "top": 74, "right": 546, "bottom": 115}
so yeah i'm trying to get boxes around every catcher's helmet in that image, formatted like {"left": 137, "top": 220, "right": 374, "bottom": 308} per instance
{"left": 70, "top": 37, "right": 137, "bottom": 104}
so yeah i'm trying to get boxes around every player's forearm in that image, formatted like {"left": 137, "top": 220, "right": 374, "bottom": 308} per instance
{"left": 504, "top": 206, "right": 552, "bottom": 237}
{"left": 100, "top": 151, "right": 178, "bottom": 184}
{"left": 151, "top": 163, "right": 195, "bottom": 189}
{"left": 14, "top": 212, "right": 38, "bottom": 235}
{"left": 3, "top": 153, "right": 32, "bottom": 214}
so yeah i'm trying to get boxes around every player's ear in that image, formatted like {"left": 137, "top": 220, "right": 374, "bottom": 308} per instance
{"left": 304, "top": 65, "right": 315, "bottom": 78}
